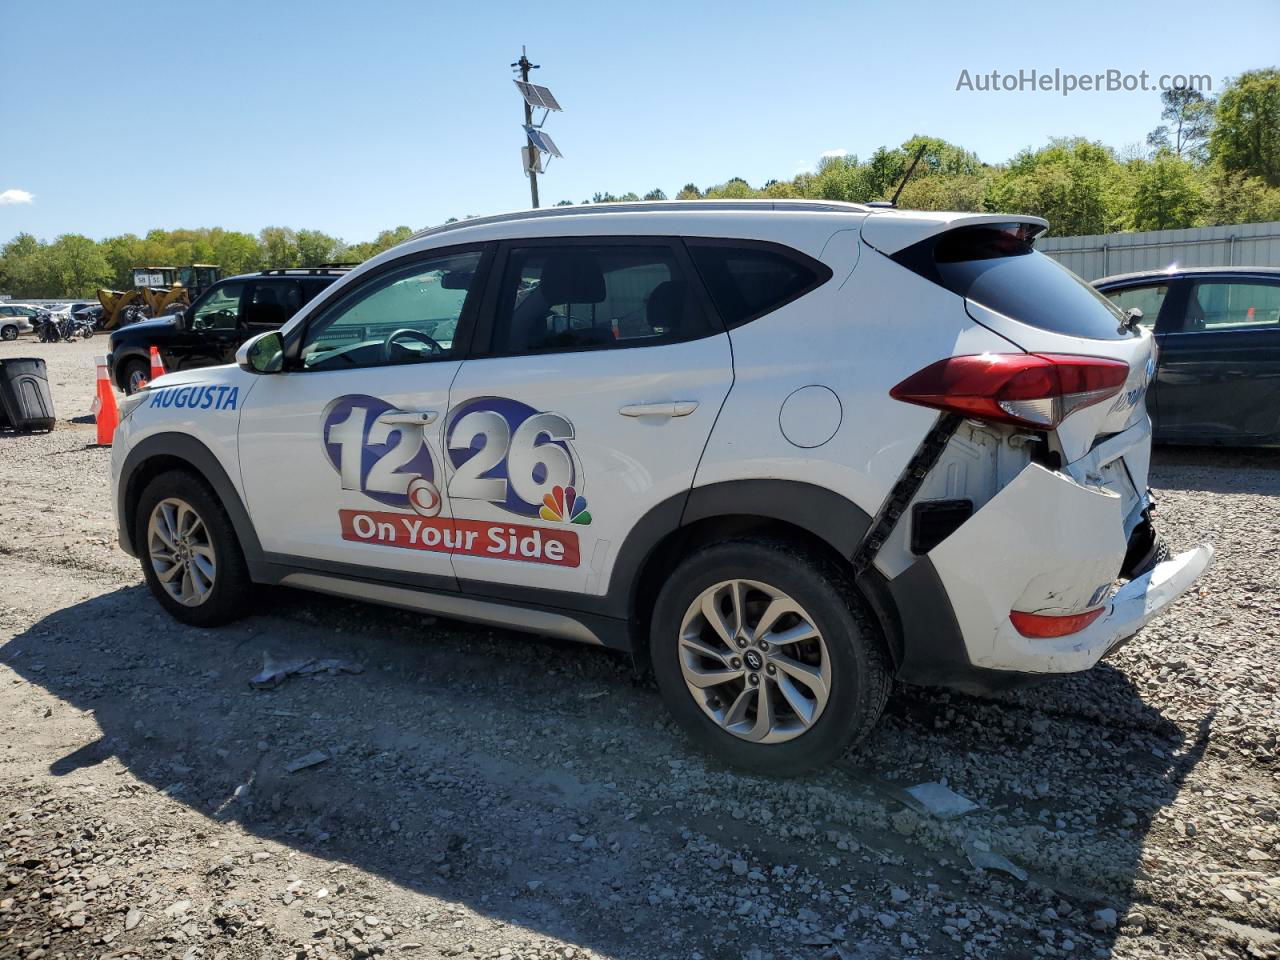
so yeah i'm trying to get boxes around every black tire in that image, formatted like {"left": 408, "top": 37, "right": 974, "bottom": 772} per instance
{"left": 121, "top": 358, "right": 150, "bottom": 395}
{"left": 134, "top": 470, "right": 253, "bottom": 627}
{"left": 1, "top": 324, "right": 17, "bottom": 341}
{"left": 650, "top": 538, "right": 890, "bottom": 776}
{"left": 1120, "top": 517, "right": 1169, "bottom": 579}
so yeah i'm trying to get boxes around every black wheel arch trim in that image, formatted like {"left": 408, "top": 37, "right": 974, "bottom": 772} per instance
{"left": 117, "top": 433, "right": 265, "bottom": 568}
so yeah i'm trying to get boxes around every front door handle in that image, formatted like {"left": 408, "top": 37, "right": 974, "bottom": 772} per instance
{"left": 618, "top": 401, "right": 699, "bottom": 418}
{"left": 377, "top": 409, "right": 439, "bottom": 426}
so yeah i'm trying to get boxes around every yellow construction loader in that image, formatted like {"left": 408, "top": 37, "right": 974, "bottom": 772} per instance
{"left": 96, "top": 265, "right": 222, "bottom": 330}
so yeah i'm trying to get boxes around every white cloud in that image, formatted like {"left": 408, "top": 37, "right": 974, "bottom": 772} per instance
{"left": 0, "top": 189, "right": 34, "bottom": 206}
{"left": 819, "top": 148, "right": 848, "bottom": 159}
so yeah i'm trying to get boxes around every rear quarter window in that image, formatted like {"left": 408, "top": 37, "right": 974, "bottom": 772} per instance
{"left": 896, "top": 224, "right": 1130, "bottom": 340}
{"left": 687, "top": 240, "right": 831, "bottom": 328}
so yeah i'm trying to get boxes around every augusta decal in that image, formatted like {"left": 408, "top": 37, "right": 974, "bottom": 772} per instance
{"left": 322, "top": 393, "right": 590, "bottom": 567}
{"left": 148, "top": 384, "right": 239, "bottom": 411}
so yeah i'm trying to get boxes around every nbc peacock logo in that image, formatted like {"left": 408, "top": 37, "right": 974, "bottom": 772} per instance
{"left": 539, "top": 485, "right": 592, "bottom": 526}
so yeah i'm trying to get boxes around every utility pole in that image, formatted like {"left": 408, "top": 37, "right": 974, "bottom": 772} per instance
{"left": 516, "top": 47, "right": 540, "bottom": 209}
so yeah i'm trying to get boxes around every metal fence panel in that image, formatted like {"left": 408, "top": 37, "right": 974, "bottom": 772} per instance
{"left": 1036, "top": 221, "right": 1280, "bottom": 281}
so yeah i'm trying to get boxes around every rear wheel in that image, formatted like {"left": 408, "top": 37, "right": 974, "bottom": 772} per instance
{"left": 650, "top": 539, "right": 890, "bottom": 775}
{"left": 134, "top": 471, "right": 252, "bottom": 627}
{"left": 0, "top": 325, "right": 17, "bottom": 341}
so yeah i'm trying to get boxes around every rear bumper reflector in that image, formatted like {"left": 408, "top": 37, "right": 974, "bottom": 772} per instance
{"left": 1009, "top": 607, "right": 1105, "bottom": 638}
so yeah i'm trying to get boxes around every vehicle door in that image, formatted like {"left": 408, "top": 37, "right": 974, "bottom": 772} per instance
{"left": 1152, "top": 277, "right": 1280, "bottom": 442}
{"left": 180, "top": 281, "right": 250, "bottom": 370}
{"left": 238, "top": 245, "right": 491, "bottom": 585}
{"left": 443, "top": 237, "right": 733, "bottom": 597}
{"left": 1102, "top": 281, "right": 1172, "bottom": 436}
{"left": 233, "top": 279, "right": 303, "bottom": 363}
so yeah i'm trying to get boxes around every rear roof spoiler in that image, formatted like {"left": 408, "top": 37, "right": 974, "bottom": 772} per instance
{"left": 861, "top": 211, "right": 1049, "bottom": 256}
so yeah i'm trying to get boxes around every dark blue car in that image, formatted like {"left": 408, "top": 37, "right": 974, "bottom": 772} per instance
{"left": 1094, "top": 267, "right": 1280, "bottom": 446}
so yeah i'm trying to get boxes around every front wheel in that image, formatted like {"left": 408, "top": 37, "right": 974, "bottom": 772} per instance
{"left": 121, "top": 358, "right": 150, "bottom": 395}
{"left": 134, "top": 471, "right": 253, "bottom": 627}
{"left": 650, "top": 539, "right": 890, "bottom": 775}
{"left": 0, "top": 324, "right": 17, "bottom": 341}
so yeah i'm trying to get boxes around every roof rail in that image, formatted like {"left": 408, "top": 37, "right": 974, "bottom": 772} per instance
{"left": 258, "top": 266, "right": 354, "bottom": 276}
{"left": 411, "top": 199, "right": 871, "bottom": 241}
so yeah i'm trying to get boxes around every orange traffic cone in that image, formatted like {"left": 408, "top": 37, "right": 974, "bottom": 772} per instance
{"left": 93, "top": 358, "right": 119, "bottom": 446}
{"left": 149, "top": 345, "right": 166, "bottom": 382}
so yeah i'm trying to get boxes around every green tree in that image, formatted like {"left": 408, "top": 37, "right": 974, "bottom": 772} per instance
{"left": 642, "top": 188, "right": 667, "bottom": 201}
{"left": 1147, "top": 86, "right": 1215, "bottom": 162}
{"left": 1199, "top": 164, "right": 1280, "bottom": 225}
{"left": 705, "top": 177, "right": 757, "bottom": 199}
{"left": 1211, "top": 69, "right": 1280, "bottom": 186}
{"left": 1129, "top": 151, "right": 1204, "bottom": 230}
{"left": 0, "top": 233, "right": 51, "bottom": 296}
{"left": 211, "top": 231, "right": 264, "bottom": 276}
{"left": 47, "top": 234, "right": 110, "bottom": 296}
{"left": 675, "top": 183, "right": 702, "bottom": 200}
{"left": 985, "top": 138, "right": 1124, "bottom": 235}
{"left": 259, "top": 227, "right": 300, "bottom": 268}
{"left": 296, "top": 229, "right": 341, "bottom": 267}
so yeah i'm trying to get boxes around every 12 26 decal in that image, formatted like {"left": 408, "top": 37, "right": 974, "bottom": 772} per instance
{"left": 321, "top": 394, "right": 592, "bottom": 567}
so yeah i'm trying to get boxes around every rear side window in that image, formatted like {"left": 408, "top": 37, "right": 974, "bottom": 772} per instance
{"left": 896, "top": 224, "right": 1130, "bottom": 340}
{"left": 688, "top": 241, "right": 831, "bottom": 328}
{"left": 1186, "top": 281, "right": 1280, "bottom": 330}
{"left": 491, "top": 244, "right": 713, "bottom": 356}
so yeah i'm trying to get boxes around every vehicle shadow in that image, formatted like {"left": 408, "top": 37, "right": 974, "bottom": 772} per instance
{"left": 4, "top": 584, "right": 1207, "bottom": 958}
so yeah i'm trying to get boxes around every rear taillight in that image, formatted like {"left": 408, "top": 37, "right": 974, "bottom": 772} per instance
{"left": 1009, "top": 607, "right": 1105, "bottom": 638}
{"left": 889, "top": 353, "right": 1130, "bottom": 429}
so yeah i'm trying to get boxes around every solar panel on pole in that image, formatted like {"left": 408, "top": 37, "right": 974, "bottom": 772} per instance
{"left": 513, "top": 80, "right": 563, "bottom": 111}
{"left": 523, "top": 125, "right": 563, "bottom": 159}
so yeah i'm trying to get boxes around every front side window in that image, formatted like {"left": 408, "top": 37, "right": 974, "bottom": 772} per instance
{"left": 1105, "top": 284, "right": 1167, "bottom": 328}
{"left": 300, "top": 250, "right": 481, "bottom": 370}
{"left": 1186, "top": 281, "right": 1280, "bottom": 331}
{"left": 190, "top": 282, "right": 245, "bottom": 330}
{"left": 688, "top": 242, "right": 829, "bottom": 327}
{"left": 492, "top": 244, "right": 710, "bottom": 356}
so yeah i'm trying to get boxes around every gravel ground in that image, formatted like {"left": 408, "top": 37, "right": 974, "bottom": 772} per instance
{"left": 1, "top": 335, "right": 1277, "bottom": 960}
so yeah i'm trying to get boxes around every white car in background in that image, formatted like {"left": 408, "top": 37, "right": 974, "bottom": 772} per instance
{"left": 109, "top": 200, "right": 1213, "bottom": 775}
{"left": 0, "top": 303, "right": 42, "bottom": 340}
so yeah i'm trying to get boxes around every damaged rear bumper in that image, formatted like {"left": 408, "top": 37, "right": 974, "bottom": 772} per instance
{"left": 886, "top": 458, "right": 1213, "bottom": 690}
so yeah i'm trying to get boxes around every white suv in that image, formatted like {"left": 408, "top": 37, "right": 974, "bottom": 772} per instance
{"left": 110, "top": 201, "right": 1212, "bottom": 774}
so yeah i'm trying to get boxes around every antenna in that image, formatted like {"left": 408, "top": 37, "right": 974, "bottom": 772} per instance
{"left": 511, "top": 47, "right": 564, "bottom": 209}
{"left": 889, "top": 145, "right": 928, "bottom": 208}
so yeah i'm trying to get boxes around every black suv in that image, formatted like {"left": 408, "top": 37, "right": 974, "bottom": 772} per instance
{"left": 107, "top": 267, "right": 350, "bottom": 393}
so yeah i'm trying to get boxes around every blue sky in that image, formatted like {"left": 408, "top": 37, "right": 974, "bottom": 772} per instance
{"left": 3, "top": 0, "right": 1277, "bottom": 244}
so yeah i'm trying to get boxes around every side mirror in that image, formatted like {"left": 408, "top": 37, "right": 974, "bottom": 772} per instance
{"left": 236, "top": 331, "right": 285, "bottom": 374}
{"left": 1124, "top": 307, "right": 1144, "bottom": 331}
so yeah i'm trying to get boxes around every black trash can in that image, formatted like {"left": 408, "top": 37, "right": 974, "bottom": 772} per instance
{"left": 0, "top": 358, "right": 56, "bottom": 432}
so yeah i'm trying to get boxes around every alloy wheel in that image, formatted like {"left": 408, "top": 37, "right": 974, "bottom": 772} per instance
{"left": 147, "top": 497, "right": 217, "bottom": 606}
{"left": 678, "top": 579, "right": 832, "bottom": 744}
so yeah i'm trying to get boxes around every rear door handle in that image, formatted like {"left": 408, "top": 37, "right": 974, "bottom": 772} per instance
{"left": 377, "top": 409, "right": 439, "bottom": 425}
{"left": 618, "top": 401, "right": 699, "bottom": 418}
